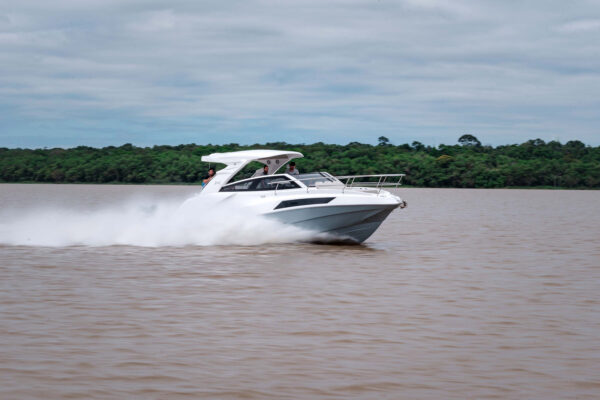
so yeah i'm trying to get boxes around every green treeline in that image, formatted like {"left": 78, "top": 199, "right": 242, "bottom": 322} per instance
{"left": 1, "top": 136, "right": 599, "bottom": 188}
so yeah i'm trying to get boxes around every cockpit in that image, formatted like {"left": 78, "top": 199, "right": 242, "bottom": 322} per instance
{"left": 220, "top": 174, "right": 301, "bottom": 192}
{"left": 219, "top": 171, "right": 343, "bottom": 192}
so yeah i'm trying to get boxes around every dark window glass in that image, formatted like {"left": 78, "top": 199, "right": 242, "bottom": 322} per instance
{"left": 274, "top": 197, "right": 335, "bottom": 210}
{"left": 220, "top": 176, "right": 300, "bottom": 192}
{"left": 220, "top": 180, "right": 255, "bottom": 191}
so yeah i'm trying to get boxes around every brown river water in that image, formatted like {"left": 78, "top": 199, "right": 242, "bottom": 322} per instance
{"left": 1, "top": 184, "right": 599, "bottom": 399}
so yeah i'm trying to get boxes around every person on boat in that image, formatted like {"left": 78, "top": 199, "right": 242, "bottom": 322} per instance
{"left": 201, "top": 167, "right": 216, "bottom": 187}
{"left": 286, "top": 161, "right": 299, "bottom": 175}
{"left": 252, "top": 164, "right": 269, "bottom": 177}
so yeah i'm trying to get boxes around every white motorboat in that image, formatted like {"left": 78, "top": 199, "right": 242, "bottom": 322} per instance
{"left": 193, "top": 149, "right": 407, "bottom": 243}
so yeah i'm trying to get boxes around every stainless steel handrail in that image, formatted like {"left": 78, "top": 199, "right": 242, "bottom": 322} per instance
{"left": 335, "top": 174, "right": 405, "bottom": 193}
{"left": 266, "top": 173, "right": 405, "bottom": 195}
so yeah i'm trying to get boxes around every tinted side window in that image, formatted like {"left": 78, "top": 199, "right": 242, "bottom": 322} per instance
{"left": 220, "top": 176, "right": 300, "bottom": 192}
{"left": 259, "top": 177, "right": 300, "bottom": 190}
{"left": 220, "top": 180, "right": 255, "bottom": 191}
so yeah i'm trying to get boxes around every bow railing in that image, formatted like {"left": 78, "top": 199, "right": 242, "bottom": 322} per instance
{"left": 335, "top": 174, "right": 405, "bottom": 193}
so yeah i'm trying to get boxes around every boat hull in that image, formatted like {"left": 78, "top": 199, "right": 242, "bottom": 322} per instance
{"left": 265, "top": 203, "right": 399, "bottom": 243}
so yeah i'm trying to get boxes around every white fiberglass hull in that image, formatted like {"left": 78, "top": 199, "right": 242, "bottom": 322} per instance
{"left": 194, "top": 148, "right": 406, "bottom": 244}
{"left": 191, "top": 187, "right": 403, "bottom": 244}
{"left": 265, "top": 202, "right": 399, "bottom": 243}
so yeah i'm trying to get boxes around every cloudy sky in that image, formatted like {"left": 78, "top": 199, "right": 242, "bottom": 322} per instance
{"left": 1, "top": 0, "right": 599, "bottom": 148}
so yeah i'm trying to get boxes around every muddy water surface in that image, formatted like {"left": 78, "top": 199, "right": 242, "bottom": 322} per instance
{"left": 1, "top": 185, "right": 599, "bottom": 399}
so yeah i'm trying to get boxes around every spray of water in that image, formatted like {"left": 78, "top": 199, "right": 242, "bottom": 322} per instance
{"left": 0, "top": 193, "right": 315, "bottom": 247}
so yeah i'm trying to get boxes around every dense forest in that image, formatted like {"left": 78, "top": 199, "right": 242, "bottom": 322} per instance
{"left": 1, "top": 135, "right": 599, "bottom": 188}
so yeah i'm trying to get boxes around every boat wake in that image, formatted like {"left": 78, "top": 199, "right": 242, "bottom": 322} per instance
{"left": 0, "top": 194, "right": 315, "bottom": 247}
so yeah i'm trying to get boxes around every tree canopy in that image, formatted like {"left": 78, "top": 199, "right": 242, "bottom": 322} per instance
{"left": 1, "top": 137, "right": 598, "bottom": 188}
{"left": 378, "top": 136, "right": 390, "bottom": 146}
{"left": 458, "top": 134, "right": 482, "bottom": 147}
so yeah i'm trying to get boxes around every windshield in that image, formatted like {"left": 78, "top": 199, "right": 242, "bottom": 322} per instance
{"left": 296, "top": 172, "right": 338, "bottom": 187}
{"left": 220, "top": 175, "right": 300, "bottom": 192}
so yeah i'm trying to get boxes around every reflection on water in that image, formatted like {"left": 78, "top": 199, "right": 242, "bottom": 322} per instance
{"left": 1, "top": 185, "right": 599, "bottom": 399}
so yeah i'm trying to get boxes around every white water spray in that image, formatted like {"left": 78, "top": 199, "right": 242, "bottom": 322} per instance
{"left": 0, "top": 193, "right": 315, "bottom": 247}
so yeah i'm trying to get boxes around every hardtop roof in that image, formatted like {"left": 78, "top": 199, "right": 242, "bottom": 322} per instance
{"left": 201, "top": 149, "right": 303, "bottom": 165}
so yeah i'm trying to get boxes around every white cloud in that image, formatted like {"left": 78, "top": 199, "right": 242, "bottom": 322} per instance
{"left": 128, "top": 9, "right": 179, "bottom": 32}
{"left": 0, "top": 0, "right": 599, "bottom": 147}
{"left": 557, "top": 19, "right": 600, "bottom": 33}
